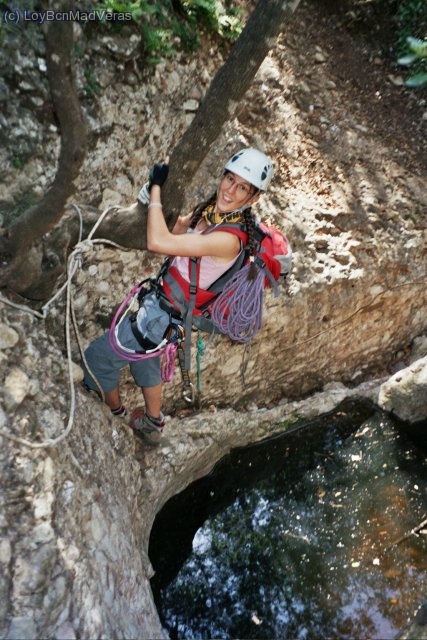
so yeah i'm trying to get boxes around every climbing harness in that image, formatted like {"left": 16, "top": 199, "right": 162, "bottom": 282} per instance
{"left": 0, "top": 198, "right": 426, "bottom": 450}
{"left": 105, "top": 216, "right": 289, "bottom": 402}
{"left": 159, "top": 218, "right": 291, "bottom": 372}
{"left": 108, "top": 276, "right": 208, "bottom": 403}
{"left": 107, "top": 277, "right": 186, "bottom": 385}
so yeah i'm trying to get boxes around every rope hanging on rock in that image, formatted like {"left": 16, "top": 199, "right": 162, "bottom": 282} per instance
{"left": 1, "top": 199, "right": 427, "bottom": 451}
{"left": 210, "top": 263, "right": 265, "bottom": 343}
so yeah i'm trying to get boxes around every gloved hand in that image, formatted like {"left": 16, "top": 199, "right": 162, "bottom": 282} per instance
{"left": 149, "top": 161, "right": 169, "bottom": 189}
{"left": 137, "top": 159, "right": 169, "bottom": 205}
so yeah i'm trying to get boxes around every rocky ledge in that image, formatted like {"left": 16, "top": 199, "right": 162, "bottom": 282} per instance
{"left": 379, "top": 347, "right": 427, "bottom": 424}
{"left": 0, "top": 295, "right": 426, "bottom": 639}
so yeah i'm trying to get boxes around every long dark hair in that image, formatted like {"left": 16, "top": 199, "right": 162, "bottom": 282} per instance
{"left": 189, "top": 193, "right": 216, "bottom": 229}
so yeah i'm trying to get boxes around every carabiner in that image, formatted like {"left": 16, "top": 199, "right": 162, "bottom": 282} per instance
{"left": 182, "top": 381, "right": 195, "bottom": 404}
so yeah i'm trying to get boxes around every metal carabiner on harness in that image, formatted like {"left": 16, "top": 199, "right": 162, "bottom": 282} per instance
{"left": 164, "top": 322, "right": 185, "bottom": 345}
{"left": 182, "top": 380, "right": 195, "bottom": 405}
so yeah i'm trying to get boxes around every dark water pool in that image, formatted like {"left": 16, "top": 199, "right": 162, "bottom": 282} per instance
{"left": 149, "top": 399, "right": 427, "bottom": 639}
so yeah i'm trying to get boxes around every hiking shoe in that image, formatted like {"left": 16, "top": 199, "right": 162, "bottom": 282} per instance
{"left": 130, "top": 408, "right": 165, "bottom": 446}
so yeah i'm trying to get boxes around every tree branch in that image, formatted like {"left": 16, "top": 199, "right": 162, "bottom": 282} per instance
{"left": 161, "top": 0, "right": 301, "bottom": 223}
{"left": 94, "top": 0, "right": 301, "bottom": 243}
{"left": 0, "top": 0, "right": 301, "bottom": 299}
{"left": 0, "top": 10, "right": 87, "bottom": 293}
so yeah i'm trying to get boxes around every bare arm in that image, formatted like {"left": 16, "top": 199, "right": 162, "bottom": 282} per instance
{"left": 171, "top": 211, "right": 193, "bottom": 235}
{"left": 147, "top": 185, "right": 240, "bottom": 260}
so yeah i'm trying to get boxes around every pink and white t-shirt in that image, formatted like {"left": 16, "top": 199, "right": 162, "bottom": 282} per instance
{"left": 170, "top": 228, "right": 242, "bottom": 289}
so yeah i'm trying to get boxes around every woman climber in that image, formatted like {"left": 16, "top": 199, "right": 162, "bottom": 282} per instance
{"left": 82, "top": 148, "right": 276, "bottom": 446}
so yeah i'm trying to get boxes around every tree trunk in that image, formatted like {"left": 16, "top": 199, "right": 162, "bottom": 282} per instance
{"left": 162, "top": 0, "right": 301, "bottom": 224}
{"left": 0, "top": 4, "right": 87, "bottom": 296}
{"left": 93, "top": 0, "right": 301, "bottom": 238}
{"left": 0, "top": 0, "right": 301, "bottom": 300}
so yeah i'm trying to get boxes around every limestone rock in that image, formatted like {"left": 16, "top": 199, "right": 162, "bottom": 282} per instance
{"left": 4, "top": 367, "right": 30, "bottom": 406}
{"left": 378, "top": 356, "right": 427, "bottom": 423}
{"left": 410, "top": 335, "right": 427, "bottom": 363}
{"left": 0, "top": 324, "right": 19, "bottom": 349}
{"left": 100, "top": 189, "right": 123, "bottom": 209}
{"left": 0, "top": 2, "right": 426, "bottom": 638}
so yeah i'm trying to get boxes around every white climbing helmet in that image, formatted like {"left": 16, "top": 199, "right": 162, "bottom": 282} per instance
{"left": 224, "top": 148, "right": 274, "bottom": 192}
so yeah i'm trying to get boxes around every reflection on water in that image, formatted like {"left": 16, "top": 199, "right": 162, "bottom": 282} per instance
{"left": 150, "top": 402, "right": 427, "bottom": 640}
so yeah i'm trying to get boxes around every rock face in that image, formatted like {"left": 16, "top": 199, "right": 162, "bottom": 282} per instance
{"left": 378, "top": 356, "right": 427, "bottom": 423}
{"left": 0, "top": 307, "right": 383, "bottom": 640}
{"left": 0, "top": 227, "right": 425, "bottom": 635}
{"left": 69, "top": 226, "right": 427, "bottom": 419}
{"left": 0, "top": 2, "right": 426, "bottom": 639}
{"left": 0, "top": 306, "right": 425, "bottom": 640}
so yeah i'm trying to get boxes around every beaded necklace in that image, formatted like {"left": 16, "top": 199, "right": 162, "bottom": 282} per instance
{"left": 200, "top": 203, "right": 244, "bottom": 226}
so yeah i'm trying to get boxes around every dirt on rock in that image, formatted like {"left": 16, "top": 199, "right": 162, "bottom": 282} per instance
{"left": 294, "top": 0, "right": 426, "bottom": 175}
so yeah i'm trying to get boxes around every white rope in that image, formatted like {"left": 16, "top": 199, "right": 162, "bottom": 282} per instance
{"left": 1, "top": 202, "right": 426, "bottom": 449}
{"left": 0, "top": 248, "right": 78, "bottom": 448}
{"left": 0, "top": 204, "right": 127, "bottom": 449}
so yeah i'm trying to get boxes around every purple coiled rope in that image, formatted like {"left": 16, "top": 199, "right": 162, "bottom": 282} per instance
{"left": 210, "top": 263, "right": 265, "bottom": 342}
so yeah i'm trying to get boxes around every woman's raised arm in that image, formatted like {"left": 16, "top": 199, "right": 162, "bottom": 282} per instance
{"left": 147, "top": 185, "right": 240, "bottom": 260}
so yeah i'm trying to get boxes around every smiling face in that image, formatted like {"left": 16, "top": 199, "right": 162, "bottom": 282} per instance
{"left": 216, "top": 172, "right": 259, "bottom": 213}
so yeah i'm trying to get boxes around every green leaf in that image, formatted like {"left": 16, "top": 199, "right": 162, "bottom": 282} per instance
{"left": 407, "top": 36, "right": 427, "bottom": 58}
{"left": 397, "top": 53, "right": 417, "bottom": 65}
{"left": 405, "top": 72, "right": 427, "bottom": 87}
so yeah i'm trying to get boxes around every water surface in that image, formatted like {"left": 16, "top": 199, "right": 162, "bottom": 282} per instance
{"left": 150, "top": 401, "right": 427, "bottom": 639}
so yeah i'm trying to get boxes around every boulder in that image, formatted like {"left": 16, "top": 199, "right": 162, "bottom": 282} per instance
{"left": 378, "top": 356, "right": 427, "bottom": 423}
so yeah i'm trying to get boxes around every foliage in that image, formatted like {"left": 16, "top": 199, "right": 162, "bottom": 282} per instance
{"left": 0, "top": 0, "right": 37, "bottom": 47}
{"left": 394, "top": 0, "right": 426, "bottom": 54}
{"left": 397, "top": 36, "right": 427, "bottom": 87}
{"left": 97, "top": 0, "right": 243, "bottom": 63}
{"left": 337, "top": 0, "right": 426, "bottom": 83}
{"left": 0, "top": 0, "right": 242, "bottom": 61}
{"left": 83, "top": 65, "right": 102, "bottom": 97}
{"left": 182, "top": 0, "right": 242, "bottom": 40}
{"left": 394, "top": 0, "right": 427, "bottom": 87}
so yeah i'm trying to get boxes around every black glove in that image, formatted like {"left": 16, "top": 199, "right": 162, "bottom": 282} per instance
{"left": 149, "top": 162, "right": 169, "bottom": 189}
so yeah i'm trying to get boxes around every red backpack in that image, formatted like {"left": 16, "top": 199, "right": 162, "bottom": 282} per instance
{"left": 160, "top": 221, "right": 292, "bottom": 358}
{"left": 249, "top": 221, "right": 291, "bottom": 285}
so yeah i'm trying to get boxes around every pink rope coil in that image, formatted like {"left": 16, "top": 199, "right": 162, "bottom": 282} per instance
{"left": 108, "top": 283, "right": 177, "bottom": 382}
{"left": 161, "top": 343, "right": 178, "bottom": 382}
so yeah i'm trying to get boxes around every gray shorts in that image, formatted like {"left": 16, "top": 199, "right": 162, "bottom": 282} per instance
{"left": 82, "top": 292, "right": 171, "bottom": 392}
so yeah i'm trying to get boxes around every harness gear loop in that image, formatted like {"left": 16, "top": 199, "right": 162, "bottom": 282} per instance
{"left": 108, "top": 278, "right": 185, "bottom": 378}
